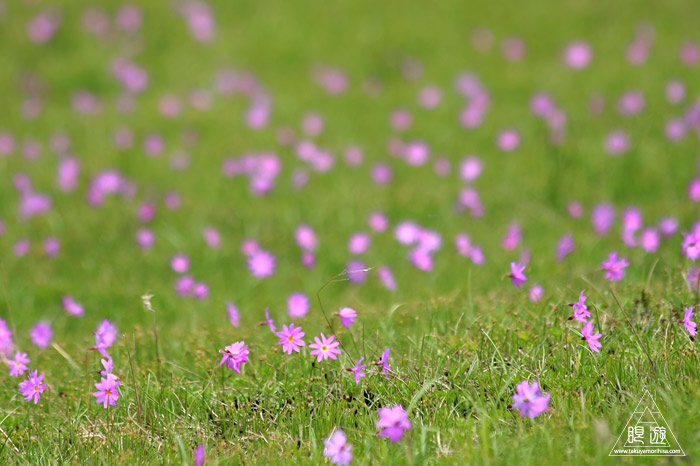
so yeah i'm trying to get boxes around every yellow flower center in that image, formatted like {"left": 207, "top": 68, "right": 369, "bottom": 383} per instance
{"left": 321, "top": 345, "right": 328, "bottom": 352}
{"left": 287, "top": 335, "right": 295, "bottom": 342}
{"left": 105, "top": 389, "right": 112, "bottom": 397}
{"left": 34, "top": 385, "right": 40, "bottom": 391}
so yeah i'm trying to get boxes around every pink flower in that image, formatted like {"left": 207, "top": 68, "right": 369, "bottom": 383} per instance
{"left": 95, "top": 320, "right": 117, "bottom": 357}
{"left": 508, "top": 262, "right": 527, "bottom": 288}
{"left": 567, "top": 201, "right": 583, "bottom": 218}
{"left": 617, "top": 90, "right": 645, "bottom": 115}
{"left": 337, "top": 307, "right": 357, "bottom": 328}
{"left": 530, "top": 92, "right": 555, "bottom": 118}
{"left": 502, "top": 222, "right": 521, "bottom": 250}
{"left": 459, "top": 156, "right": 483, "bottom": 182}
{"left": 8, "top": 351, "right": 30, "bottom": 377}
{"left": 28, "top": 12, "right": 60, "bottom": 44}
{"left": 497, "top": 128, "right": 520, "bottom": 152}
{"left": 555, "top": 234, "right": 575, "bottom": 262}
{"left": 193, "top": 282, "right": 209, "bottom": 300}
{"left": 377, "top": 266, "right": 397, "bottom": 291}
{"left": 343, "top": 145, "right": 364, "bottom": 166}
{"left": 682, "top": 231, "right": 700, "bottom": 260}
{"left": 410, "top": 247, "right": 434, "bottom": 272}
{"left": 418, "top": 85, "right": 442, "bottom": 109}
{"left": 601, "top": 252, "right": 629, "bottom": 282}
{"left": 93, "top": 374, "right": 121, "bottom": 408}
{"left": 164, "top": 192, "right": 181, "bottom": 211}
{"left": 563, "top": 41, "right": 592, "bottom": 69}
{"left": 171, "top": 254, "right": 190, "bottom": 274}
{"left": 591, "top": 203, "right": 615, "bottom": 235}
{"left": 301, "top": 112, "right": 324, "bottom": 136}
{"left": 529, "top": 285, "right": 544, "bottom": 303}
{"left": 376, "top": 348, "right": 391, "bottom": 378}
{"left": 219, "top": 341, "right": 249, "bottom": 373}
{"left": 511, "top": 380, "right": 550, "bottom": 418}
{"left": 194, "top": 445, "right": 205, "bottom": 466}
{"left": 115, "top": 4, "right": 142, "bottom": 33}
{"left": 377, "top": 405, "right": 411, "bottom": 443}
{"left": 43, "top": 237, "right": 60, "bottom": 257}
{"left": 502, "top": 36, "right": 526, "bottom": 62}
{"left": 30, "top": 322, "right": 52, "bottom": 348}
{"left": 639, "top": 228, "right": 659, "bottom": 253}
{"left": 309, "top": 333, "right": 341, "bottom": 362}
{"left": 175, "top": 275, "right": 195, "bottom": 297}
{"left": 62, "top": 295, "right": 84, "bottom": 317}
{"left": 260, "top": 308, "right": 277, "bottom": 333}
{"left": 569, "top": 290, "right": 590, "bottom": 322}
{"left": 136, "top": 228, "right": 155, "bottom": 250}
{"left": 390, "top": 109, "right": 412, "bottom": 131}
{"left": 666, "top": 80, "right": 685, "bottom": 104}
{"left": 368, "top": 212, "right": 389, "bottom": 232}
{"left": 0, "top": 319, "right": 13, "bottom": 356}
{"left": 682, "top": 307, "right": 697, "bottom": 336}
{"left": 469, "top": 246, "right": 485, "bottom": 265}
{"left": 227, "top": 302, "right": 240, "bottom": 327}
{"left": 203, "top": 227, "right": 221, "bottom": 249}
{"left": 287, "top": 293, "right": 309, "bottom": 318}
{"left": 348, "top": 232, "right": 371, "bottom": 255}
{"left": 248, "top": 250, "right": 276, "bottom": 278}
{"left": 605, "top": 129, "right": 630, "bottom": 156}
{"left": 434, "top": 157, "right": 451, "bottom": 177}
{"left": 346, "top": 260, "right": 368, "bottom": 284}
{"left": 581, "top": 321, "right": 602, "bottom": 353}
{"left": 301, "top": 251, "right": 315, "bottom": 269}
{"left": 19, "top": 370, "right": 45, "bottom": 404}
{"left": 371, "top": 163, "right": 393, "bottom": 184}
{"left": 294, "top": 224, "right": 318, "bottom": 251}
{"left": 323, "top": 430, "right": 352, "bottom": 466}
{"left": 57, "top": 157, "right": 80, "bottom": 192}
{"left": 680, "top": 41, "right": 700, "bottom": 66}
{"left": 621, "top": 207, "right": 642, "bottom": 232}
{"left": 347, "top": 357, "right": 366, "bottom": 385}
{"left": 240, "top": 238, "right": 260, "bottom": 256}
{"left": 395, "top": 221, "right": 419, "bottom": 245}
{"left": 276, "top": 324, "right": 305, "bottom": 354}
{"left": 100, "top": 358, "right": 114, "bottom": 377}
{"left": 179, "top": 1, "right": 216, "bottom": 42}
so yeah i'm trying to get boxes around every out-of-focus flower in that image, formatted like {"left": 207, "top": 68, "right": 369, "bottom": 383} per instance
{"left": 377, "top": 405, "right": 411, "bottom": 442}
{"left": 323, "top": 430, "right": 352, "bottom": 466}
{"left": 601, "top": 252, "right": 629, "bottom": 281}
{"left": 511, "top": 380, "right": 550, "bottom": 418}
{"left": 508, "top": 262, "right": 528, "bottom": 288}
{"left": 287, "top": 293, "right": 309, "bottom": 318}
{"left": 563, "top": 41, "right": 592, "bottom": 69}
{"left": 8, "top": 352, "right": 29, "bottom": 377}
{"left": 30, "top": 322, "right": 52, "bottom": 348}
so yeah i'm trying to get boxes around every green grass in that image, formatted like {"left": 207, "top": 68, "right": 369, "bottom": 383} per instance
{"left": 1, "top": 0, "right": 700, "bottom": 464}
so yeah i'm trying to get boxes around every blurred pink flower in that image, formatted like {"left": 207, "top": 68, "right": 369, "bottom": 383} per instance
{"left": 287, "top": 293, "right": 309, "bottom": 318}
{"left": 248, "top": 250, "right": 276, "bottom": 278}
{"left": 563, "top": 41, "right": 592, "bottom": 69}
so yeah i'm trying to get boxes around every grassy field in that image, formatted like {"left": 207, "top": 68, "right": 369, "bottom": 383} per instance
{"left": 1, "top": 0, "right": 700, "bottom": 464}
